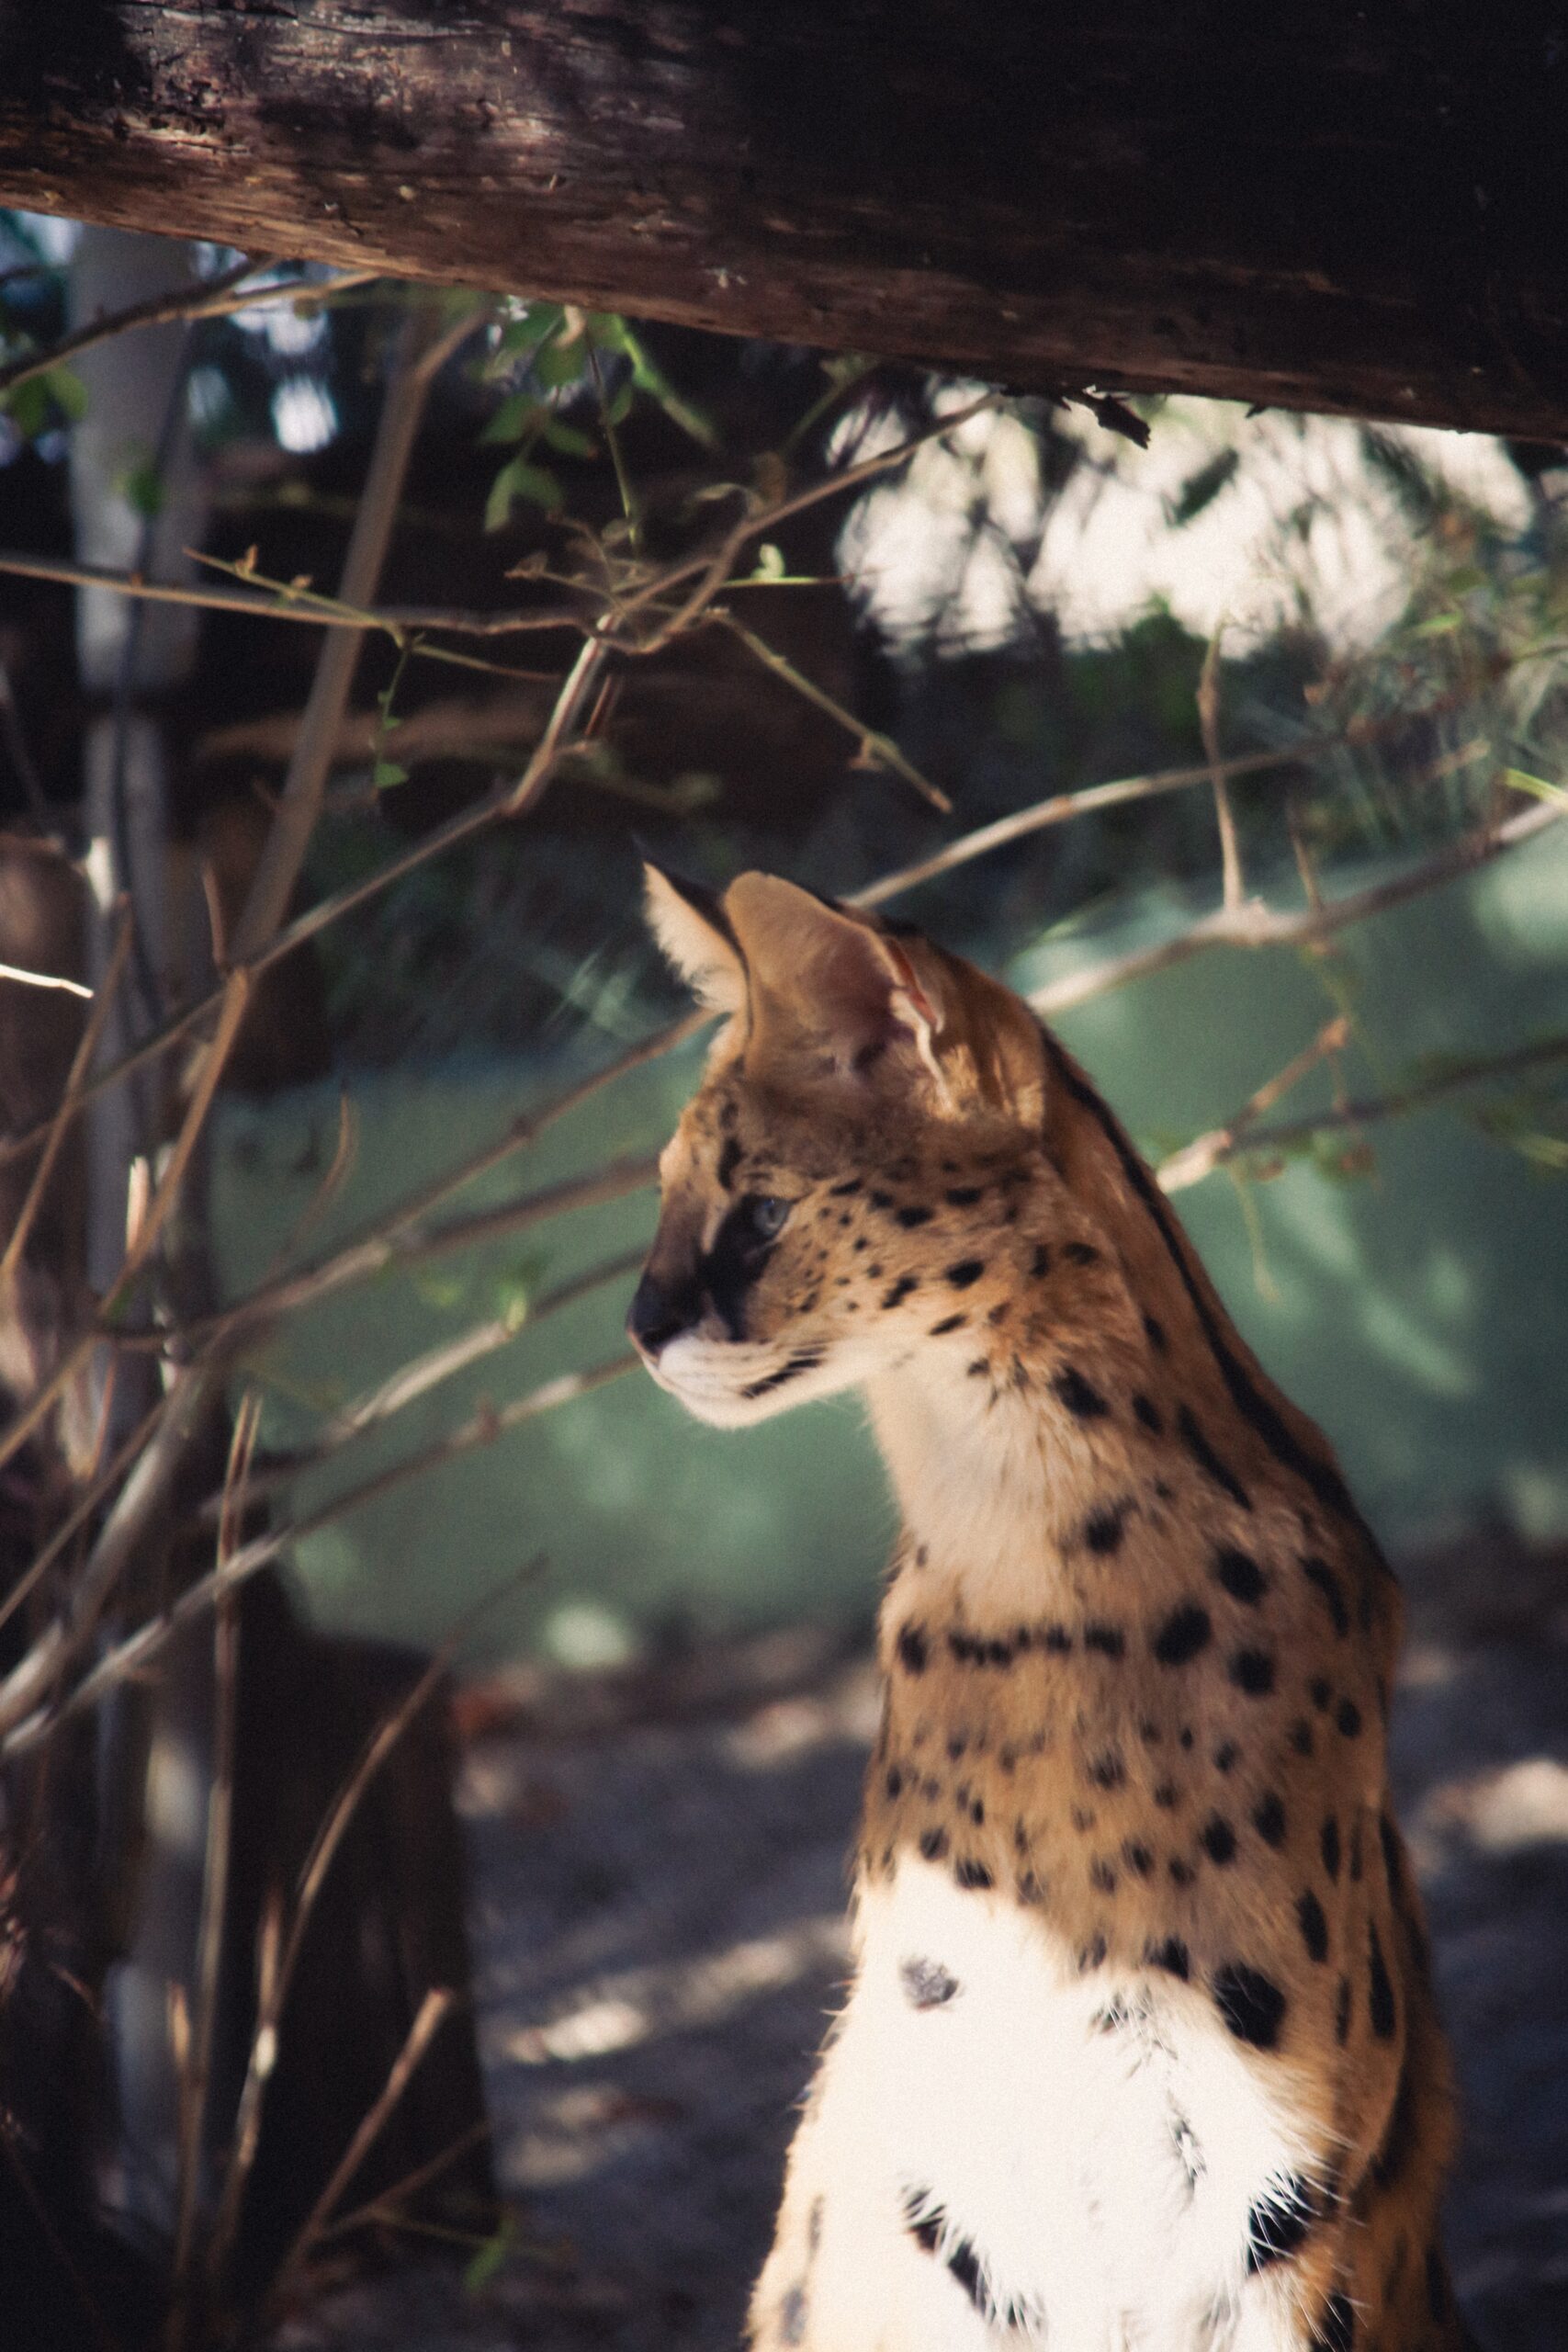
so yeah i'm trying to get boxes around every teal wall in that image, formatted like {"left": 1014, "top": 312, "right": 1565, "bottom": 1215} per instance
{"left": 211, "top": 824, "right": 1568, "bottom": 1664}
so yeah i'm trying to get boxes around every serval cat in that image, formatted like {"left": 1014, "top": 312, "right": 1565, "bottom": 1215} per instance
{"left": 628, "top": 866, "right": 1472, "bottom": 2352}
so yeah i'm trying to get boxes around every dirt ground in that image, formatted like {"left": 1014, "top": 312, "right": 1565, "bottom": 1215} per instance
{"left": 273, "top": 1532, "right": 1568, "bottom": 2352}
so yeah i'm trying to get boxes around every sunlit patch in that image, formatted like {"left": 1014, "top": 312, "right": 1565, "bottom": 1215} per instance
{"left": 272, "top": 375, "right": 338, "bottom": 454}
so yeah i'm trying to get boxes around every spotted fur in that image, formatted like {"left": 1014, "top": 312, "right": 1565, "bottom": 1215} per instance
{"left": 632, "top": 868, "right": 1472, "bottom": 2352}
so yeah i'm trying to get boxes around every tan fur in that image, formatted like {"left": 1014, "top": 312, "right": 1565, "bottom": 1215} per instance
{"left": 634, "top": 872, "right": 1471, "bottom": 2351}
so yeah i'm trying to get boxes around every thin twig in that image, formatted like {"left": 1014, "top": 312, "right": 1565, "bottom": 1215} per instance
{"left": 1154, "top": 1018, "right": 1350, "bottom": 1192}
{"left": 1031, "top": 790, "right": 1568, "bottom": 1019}
{"left": 0, "top": 259, "right": 389, "bottom": 401}
{"left": 254, "top": 1244, "right": 647, "bottom": 1480}
{"left": 1, "top": 903, "right": 130, "bottom": 1289}
{"left": 148, "top": 1151, "right": 657, "bottom": 1358}
{"left": 0, "top": 547, "right": 593, "bottom": 638}
{"left": 0, "top": 1393, "right": 168, "bottom": 1646}
{"left": 0, "top": 958, "right": 91, "bottom": 996}
{"left": 1198, "top": 624, "right": 1245, "bottom": 911}
{"left": 716, "top": 615, "right": 951, "bottom": 811}
{"left": 310, "top": 2117, "right": 494, "bottom": 2247}
{"left": 233, "top": 306, "right": 479, "bottom": 961}
{"left": 265, "top": 1987, "right": 457, "bottom": 2320}
{"left": 207, "top": 1558, "right": 542, "bottom": 2287}
{"left": 1159, "top": 1026, "right": 1568, "bottom": 1188}
{"left": 169, "top": 1392, "right": 259, "bottom": 2321}
{"left": 1, "top": 1362, "right": 629, "bottom": 1758}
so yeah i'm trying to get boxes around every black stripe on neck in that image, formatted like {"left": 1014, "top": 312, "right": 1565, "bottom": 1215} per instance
{"left": 1037, "top": 1027, "right": 1359, "bottom": 1527}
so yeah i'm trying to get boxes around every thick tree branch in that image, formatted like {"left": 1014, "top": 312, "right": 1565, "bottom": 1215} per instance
{"left": 2, "top": 9, "right": 1567, "bottom": 435}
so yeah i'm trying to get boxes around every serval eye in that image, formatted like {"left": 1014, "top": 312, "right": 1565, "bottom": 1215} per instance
{"left": 747, "top": 1194, "right": 790, "bottom": 1239}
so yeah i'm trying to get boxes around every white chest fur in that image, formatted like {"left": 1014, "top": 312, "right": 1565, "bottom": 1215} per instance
{"left": 753, "top": 1857, "right": 1317, "bottom": 2352}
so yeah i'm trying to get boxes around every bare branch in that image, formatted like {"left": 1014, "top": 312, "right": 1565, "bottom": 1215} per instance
{"left": 1197, "top": 624, "right": 1245, "bottom": 912}
{"left": 1032, "top": 791, "right": 1568, "bottom": 1020}
{"left": 232, "top": 304, "right": 481, "bottom": 961}
{"left": 264, "top": 1987, "right": 457, "bottom": 2321}
{"left": 716, "top": 614, "right": 951, "bottom": 811}
{"left": 0, "top": 258, "right": 390, "bottom": 401}
{"left": 1155, "top": 1017, "right": 1350, "bottom": 1192}
{"left": 1160, "top": 1027, "right": 1568, "bottom": 1189}
{"left": 0, "top": 902, "right": 130, "bottom": 1289}
{"left": 0, "top": 1357, "right": 634, "bottom": 1758}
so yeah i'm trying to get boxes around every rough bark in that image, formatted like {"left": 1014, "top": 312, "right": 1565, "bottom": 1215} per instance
{"left": 3, "top": 6, "right": 1568, "bottom": 439}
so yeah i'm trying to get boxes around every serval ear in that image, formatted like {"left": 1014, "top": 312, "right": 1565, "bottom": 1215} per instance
{"left": 722, "top": 871, "right": 948, "bottom": 1088}
{"left": 642, "top": 861, "right": 747, "bottom": 1016}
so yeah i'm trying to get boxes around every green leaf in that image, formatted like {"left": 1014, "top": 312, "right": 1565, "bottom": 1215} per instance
{"left": 534, "top": 335, "right": 591, "bottom": 391}
{"left": 1410, "top": 611, "right": 1462, "bottom": 638}
{"left": 371, "top": 760, "right": 409, "bottom": 791}
{"left": 41, "top": 364, "right": 87, "bottom": 424}
{"left": 119, "top": 456, "right": 164, "bottom": 519}
{"left": 464, "top": 2213, "right": 519, "bottom": 2294}
{"left": 484, "top": 454, "right": 564, "bottom": 531}
{"left": 0, "top": 364, "right": 85, "bottom": 440}
{"left": 539, "top": 416, "right": 596, "bottom": 458}
{"left": 479, "top": 391, "right": 544, "bottom": 447}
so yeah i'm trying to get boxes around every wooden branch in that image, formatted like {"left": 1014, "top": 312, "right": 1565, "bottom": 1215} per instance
{"left": 3, "top": 9, "right": 1568, "bottom": 435}
{"left": 1032, "top": 792, "right": 1568, "bottom": 1019}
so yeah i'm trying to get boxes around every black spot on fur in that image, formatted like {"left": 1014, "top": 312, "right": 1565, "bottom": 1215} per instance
{"left": 1178, "top": 1405, "right": 1252, "bottom": 1510}
{"left": 945, "top": 1185, "right": 984, "bottom": 1206}
{"left": 1144, "top": 1312, "right": 1168, "bottom": 1352}
{"left": 1088, "top": 1749, "right": 1126, "bottom": 1788}
{"left": 1246, "top": 2174, "right": 1315, "bottom": 2272}
{"left": 1133, "top": 1393, "right": 1163, "bottom": 1433}
{"left": 1291, "top": 1719, "right": 1315, "bottom": 1757}
{"left": 829, "top": 1177, "right": 862, "bottom": 1196}
{"left": 1043, "top": 1624, "right": 1073, "bottom": 1654}
{"left": 1200, "top": 1815, "right": 1237, "bottom": 1866}
{"left": 1336, "top": 1698, "right": 1362, "bottom": 1738}
{"left": 1368, "top": 1922, "right": 1397, "bottom": 2039}
{"left": 895, "top": 1204, "right": 933, "bottom": 1228}
{"left": 900, "top": 1956, "right": 960, "bottom": 2009}
{"left": 897, "top": 1623, "right": 929, "bottom": 1674}
{"left": 1168, "top": 1857, "right": 1195, "bottom": 1887}
{"left": 1335, "top": 1974, "right": 1351, "bottom": 2045}
{"left": 1213, "top": 1547, "right": 1267, "bottom": 1604}
{"left": 1064, "top": 1241, "right": 1100, "bottom": 1266}
{"left": 1153, "top": 1604, "right": 1212, "bottom": 1665}
{"left": 1082, "top": 1501, "right": 1132, "bottom": 1556}
{"left": 954, "top": 1857, "right": 993, "bottom": 1892}
{"left": 1379, "top": 1811, "right": 1407, "bottom": 1907}
{"left": 1229, "top": 1648, "right": 1276, "bottom": 1697}
{"left": 919, "top": 1826, "right": 948, "bottom": 1862}
{"left": 928, "top": 1312, "right": 967, "bottom": 1334}
{"left": 1122, "top": 1839, "right": 1155, "bottom": 1878}
{"left": 1030, "top": 1242, "right": 1051, "bottom": 1277}
{"left": 1084, "top": 1623, "right": 1126, "bottom": 1659}
{"left": 885, "top": 1766, "right": 903, "bottom": 1799}
{"left": 1298, "top": 1890, "right": 1329, "bottom": 1963}
{"left": 1253, "top": 1792, "right": 1287, "bottom": 1848}
{"left": 1146, "top": 1936, "right": 1190, "bottom": 1979}
{"left": 1310, "top": 1676, "right": 1333, "bottom": 1712}
{"left": 1310, "top": 2289, "right": 1355, "bottom": 2352}
{"left": 945, "top": 1259, "right": 986, "bottom": 1289}
{"left": 881, "top": 1274, "right": 919, "bottom": 1308}
{"left": 1302, "top": 1556, "right": 1350, "bottom": 1637}
{"left": 1053, "top": 1365, "right": 1110, "bottom": 1419}
{"left": 1213, "top": 1962, "right": 1287, "bottom": 2050}
{"left": 1080, "top": 1933, "right": 1109, "bottom": 1972}
{"left": 1154, "top": 1781, "right": 1179, "bottom": 1809}
{"left": 716, "top": 1136, "right": 743, "bottom": 1190}
{"left": 1089, "top": 1858, "right": 1119, "bottom": 1894}
{"left": 1214, "top": 1741, "right": 1239, "bottom": 1774}
{"left": 1321, "top": 1815, "right": 1341, "bottom": 1880}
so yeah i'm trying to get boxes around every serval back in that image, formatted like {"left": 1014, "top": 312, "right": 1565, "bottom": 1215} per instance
{"left": 629, "top": 866, "right": 1472, "bottom": 2352}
